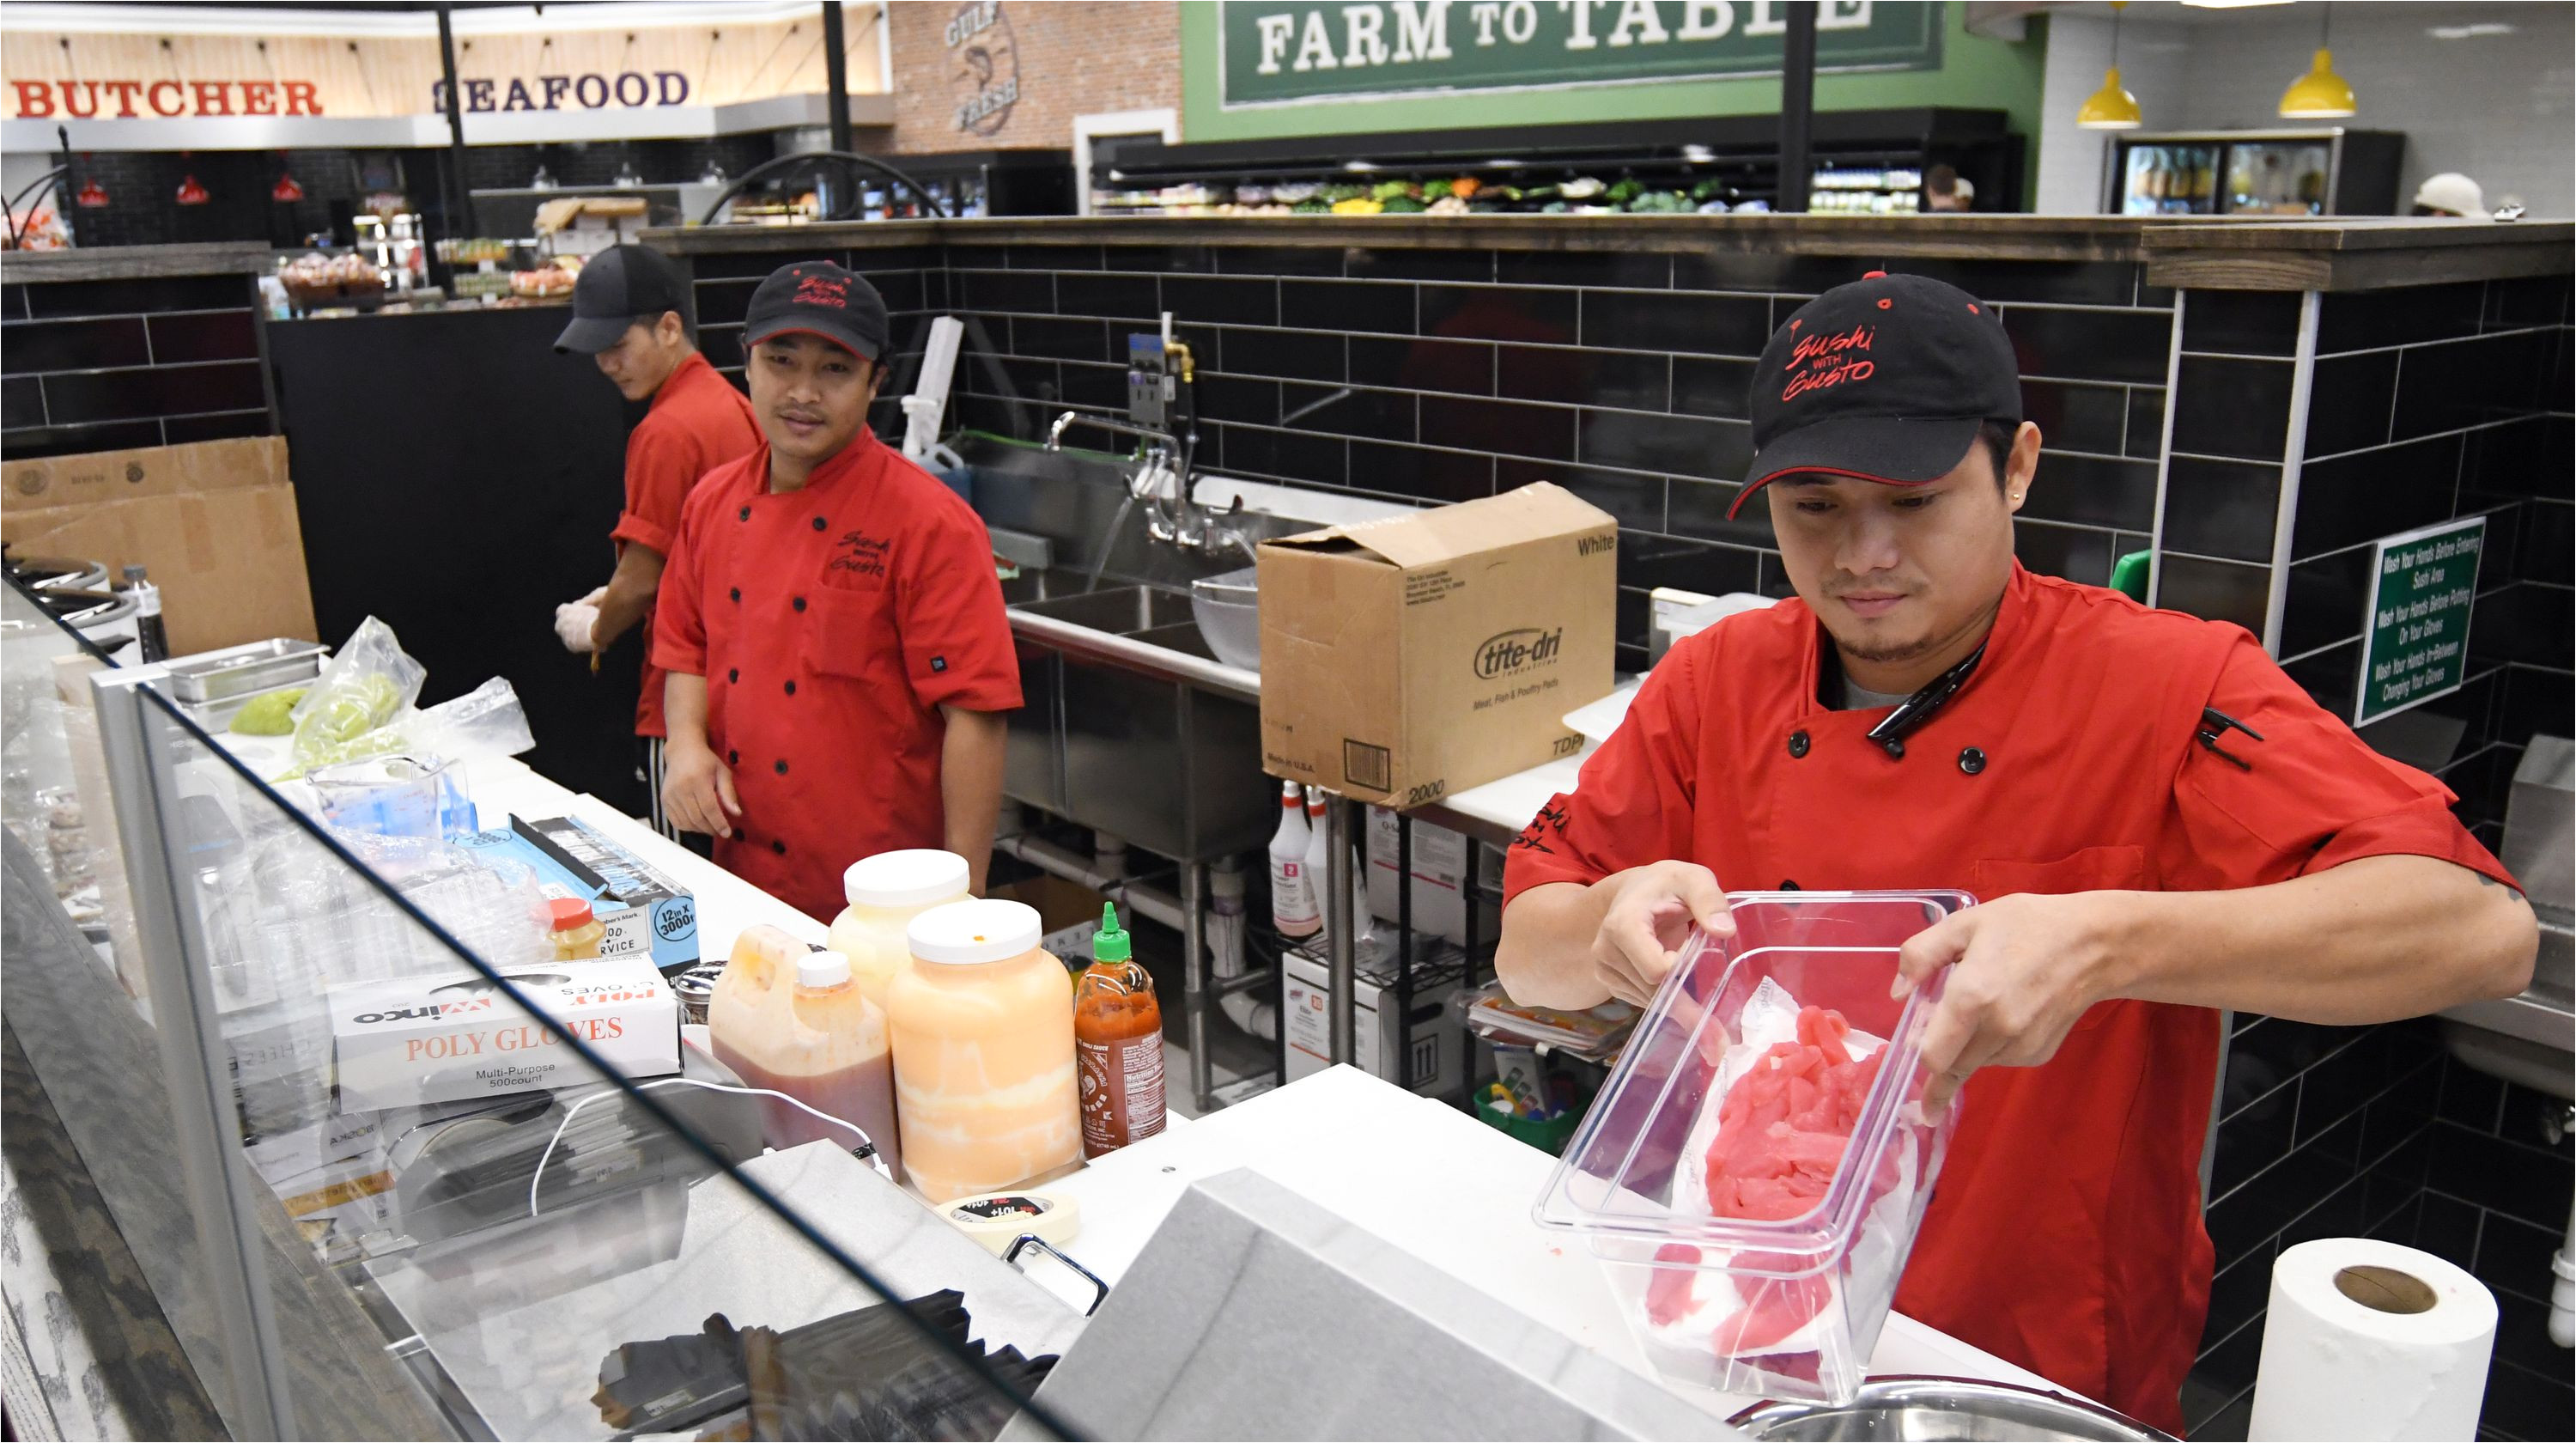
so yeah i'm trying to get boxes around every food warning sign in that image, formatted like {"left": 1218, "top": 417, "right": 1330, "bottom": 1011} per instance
{"left": 2355, "top": 515, "right": 2483, "bottom": 727}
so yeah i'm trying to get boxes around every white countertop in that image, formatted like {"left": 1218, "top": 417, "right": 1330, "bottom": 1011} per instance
{"left": 1047, "top": 1066, "right": 2062, "bottom": 1421}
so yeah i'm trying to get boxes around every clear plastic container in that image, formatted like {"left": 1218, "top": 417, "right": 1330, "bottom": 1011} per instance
{"left": 826, "top": 849, "right": 970, "bottom": 1010}
{"left": 1535, "top": 889, "right": 1975, "bottom": 1406}
{"left": 710, "top": 923, "right": 902, "bottom": 1183}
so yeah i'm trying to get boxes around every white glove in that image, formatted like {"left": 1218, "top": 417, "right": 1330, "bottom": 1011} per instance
{"left": 555, "top": 589, "right": 605, "bottom": 654}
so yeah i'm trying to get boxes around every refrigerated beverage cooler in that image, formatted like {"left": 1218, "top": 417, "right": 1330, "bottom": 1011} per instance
{"left": 2105, "top": 130, "right": 2401, "bottom": 217}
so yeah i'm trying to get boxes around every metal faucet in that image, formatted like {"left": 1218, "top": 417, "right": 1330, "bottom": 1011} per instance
{"left": 1045, "top": 411, "right": 1250, "bottom": 559}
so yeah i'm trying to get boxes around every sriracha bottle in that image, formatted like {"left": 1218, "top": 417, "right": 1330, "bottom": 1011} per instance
{"left": 1074, "top": 904, "right": 1165, "bottom": 1158}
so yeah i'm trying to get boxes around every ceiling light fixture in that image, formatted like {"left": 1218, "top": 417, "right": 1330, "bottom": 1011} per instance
{"left": 2178, "top": 0, "right": 2293, "bottom": 9}
{"left": 2279, "top": 3, "right": 2356, "bottom": 119}
{"left": 2078, "top": 2, "right": 2143, "bottom": 130}
{"left": 2427, "top": 22, "right": 2515, "bottom": 40}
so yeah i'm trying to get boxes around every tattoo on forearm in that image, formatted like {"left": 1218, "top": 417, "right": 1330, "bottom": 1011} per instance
{"left": 2474, "top": 871, "right": 2530, "bottom": 904}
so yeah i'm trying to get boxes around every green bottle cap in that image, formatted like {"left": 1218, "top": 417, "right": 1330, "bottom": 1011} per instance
{"left": 1094, "top": 901, "right": 1131, "bottom": 963}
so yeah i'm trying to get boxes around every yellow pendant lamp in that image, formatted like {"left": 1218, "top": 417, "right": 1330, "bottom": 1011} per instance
{"left": 2079, "top": 3, "right": 2143, "bottom": 130}
{"left": 2280, "top": 3, "right": 2357, "bottom": 119}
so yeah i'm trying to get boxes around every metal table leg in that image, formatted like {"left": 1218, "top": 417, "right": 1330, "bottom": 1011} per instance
{"left": 1181, "top": 860, "right": 1213, "bottom": 1114}
{"left": 1326, "top": 795, "right": 1357, "bottom": 1068}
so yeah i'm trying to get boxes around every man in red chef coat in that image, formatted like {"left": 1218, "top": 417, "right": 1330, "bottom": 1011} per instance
{"left": 1495, "top": 271, "right": 2537, "bottom": 1433}
{"left": 653, "top": 261, "right": 1019, "bottom": 917}
{"left": 549, "top": 245, "right": 762, "bottom": 841}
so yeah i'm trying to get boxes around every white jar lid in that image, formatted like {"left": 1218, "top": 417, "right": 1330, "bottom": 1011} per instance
{"left": 798, "top": 948, "right": 851, "bottom": 988}
{"left": 908, "top": 899, "right": 1042, "bottom": 965}
{"left": 846, "top": 849, "right": 970, "bottom": 909}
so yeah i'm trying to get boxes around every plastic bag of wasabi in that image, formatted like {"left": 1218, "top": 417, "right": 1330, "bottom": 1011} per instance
{"left": 283, "top": 617, "right": 425, "bottom": 776}
{"left": 228, "top": 686, "right": 306, "bottom": 736}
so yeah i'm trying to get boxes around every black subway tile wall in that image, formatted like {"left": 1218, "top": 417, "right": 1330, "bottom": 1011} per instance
{"left": 0, "top": 271, "right": 273, "bottom": 459}
{"left": 913, "top": 240, "right": 2174, "bottom": 655}
{"left": 685, "top": 245, "right": 941, "bottom": 441}
{"left": 2183, "top": 273, "right": 2575, "bottom": 1443}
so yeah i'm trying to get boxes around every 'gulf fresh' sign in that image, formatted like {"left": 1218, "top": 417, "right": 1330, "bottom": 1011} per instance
{"left": 2355, "top": 515, "right": 2485, "bottom": 727}
{"left": 1219, "top": 0, "right": 1942, "bottom": 107}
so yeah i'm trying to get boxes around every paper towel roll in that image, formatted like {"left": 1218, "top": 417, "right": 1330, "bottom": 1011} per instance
{"left": 2247, "top": 1237, "right": 2498, "bottom": 1442}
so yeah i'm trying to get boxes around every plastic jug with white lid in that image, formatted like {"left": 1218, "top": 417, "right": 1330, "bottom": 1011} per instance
{"left": 709, "top": 923, "right": 903, "bottom": 1182}
{"left": 828, "top": 849, "right": 971, "bottom": 1009}
{"left": 888, "top": 898, "right": 1079, "bottom": 1202}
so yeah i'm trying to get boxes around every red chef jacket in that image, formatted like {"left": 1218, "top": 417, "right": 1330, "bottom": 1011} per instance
{"left": 652, "top": 429, "right": 1021, "bottom": 920}
{"left": 612, "top": 350, "right": 761, "bottom": 739}
{"left": 1503, "top": 563, "right": 2513, "bottom": 1434}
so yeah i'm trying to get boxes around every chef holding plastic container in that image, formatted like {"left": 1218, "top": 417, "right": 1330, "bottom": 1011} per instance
{"left": 1493, "top": 271, "right": 2537, "bottom": 1433}
{"left": 652, "top": 261, "right": 1020, "bottom": 920}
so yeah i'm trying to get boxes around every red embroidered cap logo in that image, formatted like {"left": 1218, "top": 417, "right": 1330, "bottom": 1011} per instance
{"left": 794, "top": 274, "right": 850, "bottom": 309}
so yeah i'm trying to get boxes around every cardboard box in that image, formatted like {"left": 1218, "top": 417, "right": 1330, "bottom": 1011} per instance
{"left": 1281, "top": 937, "right": 1467, "bottom": 1097}
{"left": 453, "top": 814, "right": 699, "bottom": 976}
{"left": 1258, "top": 483, "right": 1616, "bottom": 807}
{"left": 3, "top": 437, "right": 319, "bottom": 658}
{"left": 328, "top": 957, "right": 679, "bottom": 1112}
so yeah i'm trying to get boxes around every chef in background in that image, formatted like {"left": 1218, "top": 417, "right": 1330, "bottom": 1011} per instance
{"left": 653, "top": 261, "right": 1020, "bottom": 918}
{"left": 550, "top": 245, "right": 762, "bottom": 842}
{"left": 2410, "top": 172, "right": 2494, "bottom": 220}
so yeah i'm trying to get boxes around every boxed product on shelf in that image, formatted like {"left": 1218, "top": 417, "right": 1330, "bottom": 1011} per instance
{"left": 453, "top": 814, "right": 698, "bottom": 976}
{"left": 327, "top": 956, "right": 680, "bottom": 1111}
{"left": 1363, "top": 807, "right": 1502, "bottom": 945}
{"left": 1281, "top": 934, "right": 1469, "bottom": 1096}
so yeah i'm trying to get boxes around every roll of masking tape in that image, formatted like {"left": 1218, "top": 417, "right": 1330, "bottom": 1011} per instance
{"left": 939, "top": 1189, "right": 1080, "bottom": 1256}
{"left": 2246, "top": 1238, "right": 2496, "bottom": 1442}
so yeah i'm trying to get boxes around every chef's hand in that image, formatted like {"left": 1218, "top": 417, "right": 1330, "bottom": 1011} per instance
{"left": 1895, "top": 892, "right": 2123, "bottom": 1119}
{"left": 1590, "top": 862, "right": 1735, "bottom": 1008}
{"left": 554, "top": 587, "right": 607, "bottom": 655}
{"left": 660, "top": 741, "right": 741, "bottom": 839}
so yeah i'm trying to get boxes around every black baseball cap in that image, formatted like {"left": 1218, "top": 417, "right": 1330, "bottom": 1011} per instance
{"left": 553, "top": 244, "right": 693, "bottom": 354}
{"left": 741, "top": 260, "right": 888, "bottom": 362}
{"left": 1727, "top": 271, "right": 2022, "bottom": 519}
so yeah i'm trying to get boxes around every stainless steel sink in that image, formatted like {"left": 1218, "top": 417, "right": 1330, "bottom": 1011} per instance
{"left": 1014, "top": 585, "right": 1196, "bottom": 636}
{"left": 2441, "top": 737, "right": 2574, "bottom": 1101}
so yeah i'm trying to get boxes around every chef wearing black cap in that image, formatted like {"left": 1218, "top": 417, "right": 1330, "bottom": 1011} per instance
{"left": 1496, "top": 271, "right": 2535, "bottom": 1431}
{"left": 651, "top": 261, "right": 1020, "bottom": 917}
{"left": 549, "top": 244, "right": 760, "bottom": 840}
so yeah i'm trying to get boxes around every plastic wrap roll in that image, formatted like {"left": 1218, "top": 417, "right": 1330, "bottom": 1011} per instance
{"left": 2247, "top": 1238, "right": 2497, "bottom": 1442}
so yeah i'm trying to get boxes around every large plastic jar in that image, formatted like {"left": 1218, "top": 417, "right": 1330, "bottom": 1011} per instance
{"left": 889, "top": 898, "right": 1079, "bottom": 1202}
{"left": 710, "top": 923, "right": 903, "bottom": 1183}
{"left": 828, "top": 849, "right": 970, "bottom": 1010}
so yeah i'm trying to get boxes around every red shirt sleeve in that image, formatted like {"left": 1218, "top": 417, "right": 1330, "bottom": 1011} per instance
{"left": 651, "top": 488, "right": 711, "bottom": 678}
{"left": 2159, "top": 635, "right": 2516, "bottom": 891}
{"left": 1502, "top": 636, "right": 1705, "bottom": 908}
{"left": 611, "top": 416, "right": 698, "bottom": 557}
{"left": 896, "top": 502, "right": 1023, "bottom": 713}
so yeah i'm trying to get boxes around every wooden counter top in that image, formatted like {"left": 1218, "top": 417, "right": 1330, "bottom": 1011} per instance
{"left": 1, "top": 240, "right": 272, "bottom": 284}
{"left": 644, "top": 214, "right": 2569, "bottom": 291}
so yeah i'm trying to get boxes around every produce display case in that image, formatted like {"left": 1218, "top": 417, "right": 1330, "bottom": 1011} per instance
{"left": 0, "top": 576, "right": 1077, "bottom": 1442}
{"left": 1086, "top": 110, "right": 2022, "bottom": 217}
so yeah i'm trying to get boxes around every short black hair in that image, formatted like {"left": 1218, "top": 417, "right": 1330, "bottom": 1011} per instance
{"left": 1977, "top": 419, "right": 2015, "bottom": 490}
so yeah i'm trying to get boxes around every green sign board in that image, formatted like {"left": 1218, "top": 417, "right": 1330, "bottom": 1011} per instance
{"left": 2355, "top": 515, "right": 2485, "bottom": 727}
{"left": 1218, "top": 0, "right": 1944, "bottom": 107}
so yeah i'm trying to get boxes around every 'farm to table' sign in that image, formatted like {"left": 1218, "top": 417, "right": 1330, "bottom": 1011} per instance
{"left": 2355, "top": 515, "right": 2484, "bottom": 727}
{"left": 1219, "top": 0, "right": 1942, "bottom": 107}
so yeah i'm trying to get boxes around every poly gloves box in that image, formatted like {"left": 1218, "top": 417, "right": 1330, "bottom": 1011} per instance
{"left": 453, "top": 814, "right": 699, "bottom": 976}
{"left": 1258, "top": 482, "right": 1616, "bottom": 806}
{"left": 328, "top": 958, "right": 679, "bottom": 1112}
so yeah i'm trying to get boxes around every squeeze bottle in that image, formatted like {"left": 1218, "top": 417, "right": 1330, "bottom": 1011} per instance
{"left": 1075, "top": 903, "right": 1164, "bottom": 1158}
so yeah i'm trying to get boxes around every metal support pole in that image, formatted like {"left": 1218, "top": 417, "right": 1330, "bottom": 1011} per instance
{"left": 434, "top": 6, "right": 471, "bottom": 278}
{"left": 1182, "top": 861, "right": 1213, "bottom": 1114}
{"left": 1325, "top": 795, "right": 1358, "bottom": 1068}
{"left": 821, "top": 2, "right": 854, "bottom": 160}
{"left": 1778, "top": 1, "right": 1818, "bottom": 214}
{"left": 90, "top": 674, "right": 293, "bottom": 1439}
{"left": 1395, "top": 813, "right": 1414, "bottom": 1090}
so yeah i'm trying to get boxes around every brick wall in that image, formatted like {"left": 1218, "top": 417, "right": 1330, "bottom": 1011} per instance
{"left": 887, "top": 1, "right": 1176, "bottom": 154}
